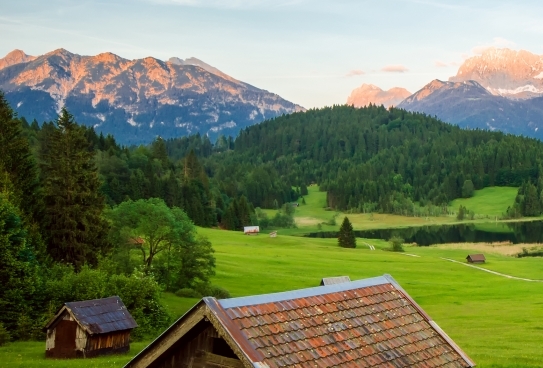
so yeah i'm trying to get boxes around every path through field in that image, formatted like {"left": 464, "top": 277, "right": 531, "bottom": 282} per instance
{"left": 441, "top": 257, "right": 543, "bottom": 282}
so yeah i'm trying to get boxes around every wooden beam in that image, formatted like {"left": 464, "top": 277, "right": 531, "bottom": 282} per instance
{"left": 192, "top": 351, "right": 245, "bottom": 368}
{"left": 127, "top": 305, "right": 206, "bottom": 368}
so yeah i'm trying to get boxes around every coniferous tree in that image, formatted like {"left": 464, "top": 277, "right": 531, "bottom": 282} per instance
{"left": 41, "top": 108, "right": 110, "bottom": 269}
{"left": 0, "top": 92, "right": 43, "bottom": 230}
{"left": 338, "top": 216, "right": 356, "bottom": 248}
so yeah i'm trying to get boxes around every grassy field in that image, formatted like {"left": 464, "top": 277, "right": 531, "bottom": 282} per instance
{"left": 3, "top": 230, "right": 542, "bottom": 367}
{"left": 2, "top": 185, "right": 542, "bottom": 367}
{"left": 263, "top": 185, "right": 527, "bottom": 236}
{"left": 450, "top": 186, "right": 519, "bottom": 217}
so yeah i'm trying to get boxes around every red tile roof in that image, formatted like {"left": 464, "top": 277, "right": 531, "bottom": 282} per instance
{"left": 126, "top": 275, "right": 475, "bottom": 368}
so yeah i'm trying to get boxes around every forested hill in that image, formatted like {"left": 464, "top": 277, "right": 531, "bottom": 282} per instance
{"left": 198, "top": 104, "right": 543, "bottom": 215}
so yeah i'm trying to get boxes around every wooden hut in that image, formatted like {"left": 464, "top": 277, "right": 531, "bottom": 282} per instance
{"left": 466, "top": 254, "right": 486, "bottom": 264}
{"left": 44, "top": 296, "right": 137, "bottom": 359}
{"left": 125, "top": 274, "right": 475, "bottom": 368}
{"left": 320, "top": 275, "right": 351, "bottom": 286}
{"left": 243, "top": 226, "right": 259, "bottom": 235}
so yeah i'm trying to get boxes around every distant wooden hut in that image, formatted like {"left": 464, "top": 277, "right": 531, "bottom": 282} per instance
{"left": 466, "top": 254, "right": 486, "bottom": 264}
{"left": 320, "top": 276, "right": 351, "bottom": 286}
{"left": 243, "top": 226, "right": 260, "bottom": 235}
{"left": 44, "top": 296, "right": 137, "bottom": 359}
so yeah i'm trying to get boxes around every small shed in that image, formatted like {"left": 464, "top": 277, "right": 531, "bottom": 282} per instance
{"left": 269, "top": 231, "right": 277, "bottom": 238}
{"left": 320, "top": 276, "right": 351, "bottom": 286}
{"left": 44, "top": 296, "right": 137, "bottom": 359}
{"left": 466, "top": 254, "right": 486, "bottom": 264}
{"left": 243, "top": 226, "right": 259, "bottom": 235}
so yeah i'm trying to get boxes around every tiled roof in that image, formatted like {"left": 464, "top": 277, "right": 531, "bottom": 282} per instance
{"left": 46, "top": 296, "right": 138, "bottom": 335}
{"left": 210, "top": 275, "right": 474, "bottom": 368}
{"left": 125, "top": 275, "right": 475, "bottom": 368}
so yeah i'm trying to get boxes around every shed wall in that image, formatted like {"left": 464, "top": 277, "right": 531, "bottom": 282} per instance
{"left": 150, "top": 321, "right": 241, "bottom": 368}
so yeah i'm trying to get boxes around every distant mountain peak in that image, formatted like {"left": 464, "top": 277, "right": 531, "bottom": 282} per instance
{"left": 0, "top": 48, "right": 303, "bottom": 144}
{"left": 450, "top": 48, "right": 543, "bottom": 99}
{"left": 0, "top": 49, "right": 36, "bottom": 70}
{"left": 347, "top": 84, "right": 411, "bottom": 108}
{"left": 168, "top": 56, "right": 238, "bottom": 83}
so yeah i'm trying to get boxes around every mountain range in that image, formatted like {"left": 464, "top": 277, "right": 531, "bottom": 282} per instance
{"left": 349, "top": 48, "right": 543, "bottom": 140}
{"left": 0, "top": 49, "right": 303, "bottom": 144}
{"left": 346, "top": 84, "right": 411, "bottom": 108}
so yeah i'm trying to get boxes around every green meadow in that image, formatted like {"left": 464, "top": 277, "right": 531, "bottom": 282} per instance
{"left": 450, "top": 186, "right": 519, "bottom": 218}
{"left": 3, "top": 185, "right": 543, "bottom": 367}
{"left": 3, "top": 228, "right": 543, "bottom": 367}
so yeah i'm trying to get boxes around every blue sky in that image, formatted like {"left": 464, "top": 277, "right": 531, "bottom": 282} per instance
{"left": 1, "top": 0, "right": 543, "bottom": 108}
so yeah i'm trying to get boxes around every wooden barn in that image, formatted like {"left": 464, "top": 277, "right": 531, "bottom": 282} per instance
{"left": 124, "top": 274, "right": 475, "bottom": 368}
{"left": 466, "top": 254, "right": 486, "bottom": 264}
{"left": 320, "top": 275, "right": 351, "bottom": 286}
{"left": 243, "top": 226, "right": 259, "bottom": 235}
{"left": 44, "top": 296, "right": 137, "bottom": 359}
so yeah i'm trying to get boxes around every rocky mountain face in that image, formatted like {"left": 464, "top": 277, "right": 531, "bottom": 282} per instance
{"left": 398, "top": 79, "right": 543, "bottom": 139}
{"left": 399, "top": 48, "right": 543, "bottom": 140}
{"left": 0, "top": 49, "right": 303, "bottom": 144}
{"left": 449, "top": 48, "right": 543, "bottom": 100}
{"left": 346, "top": 84, "right": 411, "bottom": 108}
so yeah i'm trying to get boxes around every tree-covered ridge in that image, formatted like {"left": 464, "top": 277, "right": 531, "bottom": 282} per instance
{"left": 222, "top": 105, "right": 543, "bottom": 214}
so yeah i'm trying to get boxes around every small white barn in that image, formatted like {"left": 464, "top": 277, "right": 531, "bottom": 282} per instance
{"left": 243, "top": 226, "right": 260, "bottom": 235}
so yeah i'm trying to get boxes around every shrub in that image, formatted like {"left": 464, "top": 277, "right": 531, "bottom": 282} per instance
{"left": 175, "top": 288, "right": 202, "bottom": 298}
{"left": 194, "top": 283, "right": 231, "bottom": 299}
{"left": 0, "top": 323, "right": 10, "bottom": 346}
{"left": 389, "top": 236, "right": 405, "bottom": 252}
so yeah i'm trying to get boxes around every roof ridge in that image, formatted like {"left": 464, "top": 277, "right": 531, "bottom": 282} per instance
{"left": 219, "top": 274, "right": 391, "bottom": 309}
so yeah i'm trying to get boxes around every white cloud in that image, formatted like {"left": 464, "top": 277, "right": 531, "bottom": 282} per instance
{"left": 346, "top": 69, "right": 365, "bottom": 77}
{"left": 471, "top": 37, "right": 516, "bottom": 55}
{"left": 434, "top": 60, "right": 448, "bottom": 68}
{"left": 381, "top": 64, "right": 408, "bottom": 73}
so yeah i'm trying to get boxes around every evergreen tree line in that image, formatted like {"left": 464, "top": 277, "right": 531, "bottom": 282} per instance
{"left": 0, "top": 93, "right": 220, "bottom": 343}
{"left": 205, "top": 105, "right": 543, "bottom": 215}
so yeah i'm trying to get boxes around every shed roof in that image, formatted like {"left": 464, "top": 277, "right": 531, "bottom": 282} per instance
{"left": 320, "top": 276, "right": 351, "bottom": 286}
{"left": 45, "top": 296, "right": 138, "bottom": 335}
{"left": 126, "top": 275, "right": 475, "bottom": 368}
{"left": 466, "top": 254, "right": 486, "bottom": 262}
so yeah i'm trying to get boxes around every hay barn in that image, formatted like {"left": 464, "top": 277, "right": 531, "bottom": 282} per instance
{"left": 466, "top": 254, "right": 486, "bottom": 264}
{"left": 125, "top": 274, "right": 475, "bottom": 368}
{"left": 45, "top": 296, "right": 137, "bottom": 359}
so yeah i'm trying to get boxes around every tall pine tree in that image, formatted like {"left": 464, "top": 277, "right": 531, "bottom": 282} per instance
{"left": 41, "top": 108, "right": 110, "bottom": 269}
{"left": 338, "top": 216, "right": 356, "bottom": 248}
{"left": 0, "top": 91, "right": 44, "bottom": 258}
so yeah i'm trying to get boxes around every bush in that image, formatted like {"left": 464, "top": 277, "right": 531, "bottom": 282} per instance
{"left": 389, "top": 236, "right": 405, "bottom": 252}
{"left": 175, "top": 288, "right": 202, "bottom": 298}
{"left": 0, "top": 323, "right": 10, "bottom": 346}
{"left": 194, "top": 283, "right": 231, "bottom": 299}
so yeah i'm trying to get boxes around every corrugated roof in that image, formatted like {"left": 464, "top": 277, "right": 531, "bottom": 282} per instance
{"left": 320, "top": 276, "right": 351, "bottom": 286}
{"left": 125, "top": 275, "right": 475, "bottom": 368}
{"left": 47, "top": 296, "right": 138, "bottom": 335}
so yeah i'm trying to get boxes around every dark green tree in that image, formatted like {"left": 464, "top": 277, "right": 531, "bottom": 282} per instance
{"left": 0, "top": 92, "right": 44, "bottom": 256}
{"left": 338, "top": 216, "right": 356, "bottom": 248}
{"left": 40, "top": 108, "right": 110, "bottom": 269}
{"left": 461, "top": 180, "right": 475, "bottom": 198}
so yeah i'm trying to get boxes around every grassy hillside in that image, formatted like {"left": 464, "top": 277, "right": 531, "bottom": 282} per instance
{"left": 3, "top": 230, "right": 542, "bottom": 367}
{"left": 450, "top": 186, "right": 519, "bottom": 217}
{"left": 264, "top": 185, "right": 527, "bottom": 236}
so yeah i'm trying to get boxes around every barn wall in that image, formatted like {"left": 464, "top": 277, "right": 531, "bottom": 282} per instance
{"left": 84, "top": 331, "right": 131, "bottom": 357}
{"left": 150, "top": 321, "right": 242, "bottom": 368}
